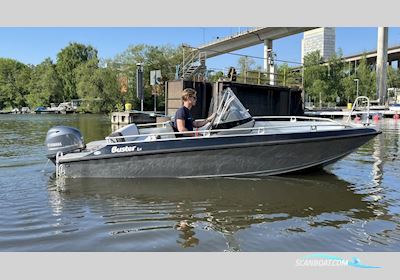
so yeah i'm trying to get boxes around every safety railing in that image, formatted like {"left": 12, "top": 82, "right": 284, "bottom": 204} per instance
{"left": 253, "top": 115, "right": 344, "bottom": 123}
{"left": 346, "top": 96, "right": 370, "bottom": 124}
{"left": 105, "top": 118, "right": 351, "bottom": 145}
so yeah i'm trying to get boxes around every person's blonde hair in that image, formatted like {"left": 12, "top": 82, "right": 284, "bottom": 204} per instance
{"left": 181, "top": 88, "right": 197, "bottom": 101}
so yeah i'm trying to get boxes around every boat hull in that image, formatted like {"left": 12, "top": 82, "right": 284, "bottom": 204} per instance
{"left": 57, "top": 128, "right": 379, "bottom": 178}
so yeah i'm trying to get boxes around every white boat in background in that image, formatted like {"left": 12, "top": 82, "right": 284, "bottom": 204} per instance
{"left": 389, "top": 104, "right": 400, "bottom": 112}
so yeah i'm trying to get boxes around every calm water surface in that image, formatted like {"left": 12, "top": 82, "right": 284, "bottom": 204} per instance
{"left": 0, "top": 114, "right": 399, "bottom": 251}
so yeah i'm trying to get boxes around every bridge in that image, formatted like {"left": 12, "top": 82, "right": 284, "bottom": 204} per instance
{"left": 343, "top": 45, "right": 400, "bottom": 67}
{"left": 196, "top": 27, "right": 315, "bottom": 58}
{"left": 292, "top": 44, "right": 400, "bottom": 70}
{"left": 180, "top": 27, "right": 316, "bottom": 82}
{"left": 181, "top": 27, "right": 391, "bottom": 105}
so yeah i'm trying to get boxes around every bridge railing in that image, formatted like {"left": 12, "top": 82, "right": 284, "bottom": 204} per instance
{"left": 233, "top": 70, "right": 302, "bottom": 88}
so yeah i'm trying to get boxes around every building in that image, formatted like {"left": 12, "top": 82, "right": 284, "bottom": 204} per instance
{"left": 301, "top": 27, "right": 336, "bottom": 62}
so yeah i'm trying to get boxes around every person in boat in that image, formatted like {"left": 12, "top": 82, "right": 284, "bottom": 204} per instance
{"left": 173, "top": 88, "right": 215, "bottom": 137}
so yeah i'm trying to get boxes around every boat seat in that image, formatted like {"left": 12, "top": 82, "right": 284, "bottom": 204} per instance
{"left": 108, "top": 122, "right": 176, "bottom": 143}
{"left": 108, "top": 131, "right": 125, "bottom": 142}
{"left": 139, "top": 122, "right": 176, "bottom": 139}
{"left": 108, "top": 123, "right": 140, "bottom": 142}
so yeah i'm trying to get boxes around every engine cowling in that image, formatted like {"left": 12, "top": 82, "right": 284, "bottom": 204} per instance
{"left": 45, "top": 126, "right": 85, "bottom": 162}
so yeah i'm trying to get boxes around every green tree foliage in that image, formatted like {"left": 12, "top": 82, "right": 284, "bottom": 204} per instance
{"left": 108, "top": 44, "right": 183, "bottom": 111}
{"left": 237, "top": 56, "right": 256, "bottom": 74}
{"left": 75, "top": 59, "right": 120, "bottom": 113}
{"left": 324, "top": 52, "right": 345, "bottom": 103}
{"left": 276, "top": 63, "right": 301, "bottom": 87}
{"left": 208, "top": 71, "right": 225, "bottom": 82}
{"left": 342, "top": 75, "right": 357, "bottom": 103}
{"left": 303, "top": 51, "right": 328, "bottom": 104}
{"left": 356, "top": 56, "right": 376, "bottom": 99}
{"left": 387, "top": 66, "right": 400, "bottom": 89}
{"left": 236, "top": 56, "right": 256, "bottom": 80}
{"left": 26, "top": 58, "right": 63, "bottom": 108}
{"left": 236, "top": 57, "right": 271, "bottom": 84}
{"left": 0, "top": 58, "right": 32, "bottom": 109}
{"left": 303, "top": 51, "right": 380, "bottom": 105}
{"left": 341, "top": 56, "right": 375, "bottom": 103}
{"left": 56, "top": 42, "right": 98, "bottom": 101}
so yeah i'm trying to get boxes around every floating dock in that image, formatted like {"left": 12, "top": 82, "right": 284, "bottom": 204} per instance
{"left": 304, "top": 109, "right": 399, "bottom": 118}
{"left": 111, "top": 110, "right": 165, "bottom": 125}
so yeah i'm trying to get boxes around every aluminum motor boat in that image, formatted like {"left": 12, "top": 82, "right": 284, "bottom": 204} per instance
{"left": 45, "top": 88, "right": 381, "bottom": 178}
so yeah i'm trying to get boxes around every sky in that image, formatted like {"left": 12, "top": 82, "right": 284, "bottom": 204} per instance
{"left": 1, "top": 27, "right": 400, "bottom": 73}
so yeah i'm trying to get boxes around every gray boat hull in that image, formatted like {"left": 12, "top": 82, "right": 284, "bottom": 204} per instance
{"left": 58, "top": 129, "right": 378, "bottom": 178}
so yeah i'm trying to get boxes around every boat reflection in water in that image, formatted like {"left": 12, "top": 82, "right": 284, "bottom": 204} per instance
{"left": 47, "top": 171, "right": 381, "bottom": 251}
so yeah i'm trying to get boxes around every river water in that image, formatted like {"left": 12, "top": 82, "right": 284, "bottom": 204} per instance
{"left": 0, "top": 114, "right": 399, "bottom": 251}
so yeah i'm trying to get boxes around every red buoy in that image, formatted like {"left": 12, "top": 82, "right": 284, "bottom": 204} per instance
{"left": 373, "top": 114, "right": 380, "bottom": 122}
{"left": 354, "top": 116, "right": 361, "bottom": 123}
{"left": 394, "top": 114, "right": 400, "bottom": 120}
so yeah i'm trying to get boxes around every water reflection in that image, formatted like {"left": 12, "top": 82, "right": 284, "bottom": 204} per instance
{"left": 47, "top": 171, "right": 377, "bottom": 250}
{"left": 372, "top": 132, "right": 384, "bottom": 188}
{"left": 2, "top": 115, "right": 400, "bottom": 251}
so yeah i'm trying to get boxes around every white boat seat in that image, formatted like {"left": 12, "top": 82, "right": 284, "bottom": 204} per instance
{"left": 108, "top": 123, "right": 140, "bottom": 142}
{"left": 139, "top": 122, "right": 176, "bottom": 140}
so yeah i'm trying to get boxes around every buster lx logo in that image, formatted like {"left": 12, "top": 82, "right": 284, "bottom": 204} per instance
{"left": 111, "top": 145, "right": 143, "bottom": 153}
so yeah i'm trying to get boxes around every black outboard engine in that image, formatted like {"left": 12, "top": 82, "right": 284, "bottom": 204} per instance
{"left": 45, "top": 126, "right": 85, "bottom": 162}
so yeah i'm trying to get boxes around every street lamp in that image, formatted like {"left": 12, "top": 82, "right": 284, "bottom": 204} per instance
{"left": 136, "top": 63, "right": 144, "bottom": 111}
{"left": 354, "top": 78, "right": 359, "bottom": 100}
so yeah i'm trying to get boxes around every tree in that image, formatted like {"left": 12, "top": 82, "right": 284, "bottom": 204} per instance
{"left": 387, "top": 66, "right": 400, "bottom": 89}
{"left": 325, "top": 52, "right": 345, "bottom": 104}
{"left": 56, "top": 42, "right": 98, "bottom": 101}
{"left": 208, "top": 71, "right": 225, "bottom": 82}
{"left": 237, "top": 56, "right": 256, "bottom": 76}
{"left": 0, "top": 58, "right": 31, "bottom": 109}
{"left": 303, "top": 50, "right": 348, "bottom": 106}
{"left": 26, "top": 58, "right": 63, "bottom": 108}
{"left": 355, "top": 56, "right": 376, "bottom": 99}
{"left": 75, "top": 59, "right": 120, "bottom": 113}
{"left": 303, "top": 51, "right": 325, "bottom": 103}
{"left": 108, "top": 44, "right": 183, "bottom": 110}
{"left": 276, "top": 63, "right": 301, "bottom": 87}
{"left": 342, "top": 74, "right": 357, "bottom": 103}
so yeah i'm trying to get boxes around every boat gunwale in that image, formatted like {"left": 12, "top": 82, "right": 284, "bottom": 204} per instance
{"left": 59, "top": 128, "right": 380, "bottom": 164}
{"left": 106, "top": 118, "right": 374, "bottom": 145}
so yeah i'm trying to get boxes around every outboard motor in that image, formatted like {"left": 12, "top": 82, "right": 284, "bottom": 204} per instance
{"left": 45, "top": 126, "right": 85, "bottom": 162}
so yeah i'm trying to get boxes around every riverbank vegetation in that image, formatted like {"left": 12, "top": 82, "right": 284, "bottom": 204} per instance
{"left": 302, "top": 50, "right": 379, "bottom": 106}
{"left": 1, "top": 43, "right": 400, "bottom": 112}
{"left": 0, "top": 42, "right": 184, "bottom": 113}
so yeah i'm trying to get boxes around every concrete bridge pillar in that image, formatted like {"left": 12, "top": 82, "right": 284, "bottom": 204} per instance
{"left": 376, "top": 27, "right": 388, "bottom": 105}
{"left": 264, "top": 39, "right": 275, "bottom": 85}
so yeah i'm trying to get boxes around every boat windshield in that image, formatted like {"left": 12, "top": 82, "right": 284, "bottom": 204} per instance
{"left": 212, "top": 88, "right": 252, "bottom": 129}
